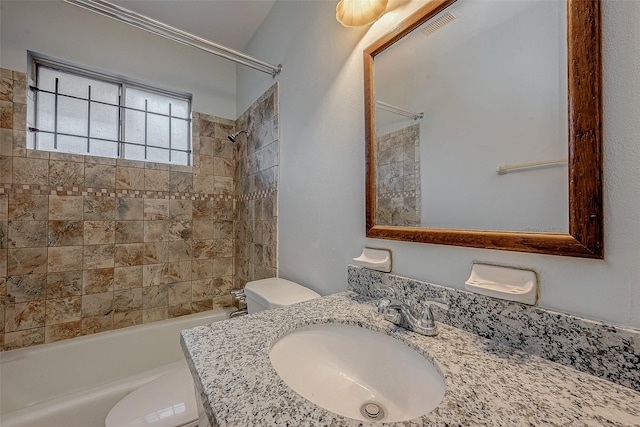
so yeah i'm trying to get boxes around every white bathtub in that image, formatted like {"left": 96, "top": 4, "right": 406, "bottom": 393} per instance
{"left": 0, "top": 309, "right": 231, "bottom": 427}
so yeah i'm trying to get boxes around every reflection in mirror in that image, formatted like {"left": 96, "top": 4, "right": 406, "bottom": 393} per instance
{"left": 374, "top": 0, "right": 568, "bottom": 232}
{"left": 364, "top": 0, "right": 603, "bottom": 258}
{"left": 375, "top": 121, "right": 421, "bottom": 227}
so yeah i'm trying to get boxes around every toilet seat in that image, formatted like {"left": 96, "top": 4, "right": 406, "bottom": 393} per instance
{"left": 105, "top": 361, "right": 199, "bottom": 427}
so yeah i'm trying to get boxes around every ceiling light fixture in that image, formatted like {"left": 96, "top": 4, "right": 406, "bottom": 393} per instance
{"left": 336, "top": 0, "right": 388, "bottom": 27}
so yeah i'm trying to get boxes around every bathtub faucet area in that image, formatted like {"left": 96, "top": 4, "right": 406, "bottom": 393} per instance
{"left": 229, "top": 289, "right": 248, "bottom": 318}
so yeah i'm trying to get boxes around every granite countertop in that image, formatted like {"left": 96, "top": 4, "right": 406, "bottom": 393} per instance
{"left": 180, "top": 292, "right": 640, "bottom": 426}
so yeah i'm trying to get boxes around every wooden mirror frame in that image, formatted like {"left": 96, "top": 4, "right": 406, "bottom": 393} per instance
{"left": 364, "top": 0, "right": 603, "bottom": 258}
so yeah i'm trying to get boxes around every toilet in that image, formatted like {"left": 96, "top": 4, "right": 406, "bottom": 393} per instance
{"left": 105, "top": 278, "right": 320, "bottom": 427}
{"left": 244, "top": 277, "right": 321, "bottom": 314}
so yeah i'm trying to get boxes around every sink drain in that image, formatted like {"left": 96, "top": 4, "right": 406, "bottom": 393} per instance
{"left": 360, "top": 402, "right": 386, "bottom": 420}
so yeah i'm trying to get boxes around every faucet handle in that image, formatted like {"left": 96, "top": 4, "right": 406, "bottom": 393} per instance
{"left": 375, "top": 286, "right": 398, "bottom": 314}
{"left": 419, "top": 299, "right": 449, "bottom": 329}
{"left": 426, "top": 299, "right": 449, "bottom": 311}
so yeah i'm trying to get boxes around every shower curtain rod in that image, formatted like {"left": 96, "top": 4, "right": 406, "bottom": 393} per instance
{"left": 63, "top": 0, "right": 282, "bottom": 77}
{"left": 375, "top": 100, "right": 424, "bottom": 121}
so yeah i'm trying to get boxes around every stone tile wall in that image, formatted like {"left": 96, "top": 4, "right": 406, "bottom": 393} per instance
{"left": 0, "top": 68, "right": 237, "bottom": 351}
{"left": 375, "top": 124, "right": 421, "bottom": 226}
{"left": 233, "top": 83, "right": 279, "bottom": 288}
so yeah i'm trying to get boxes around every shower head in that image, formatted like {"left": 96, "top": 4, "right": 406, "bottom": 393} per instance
{"left": 227, "top": 130, "right": 249, "bottom": 143}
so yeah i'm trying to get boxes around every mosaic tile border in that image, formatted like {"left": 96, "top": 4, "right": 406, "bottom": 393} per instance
{"left": 347, "top": 265, "right": 640, "bottom": 392}
{"left": 0, "top": 183, "right": 234, "bottom": 201}
{"left": 376, "top": 190, "right": 418, "bottom": 200}
{"left": 236, "top": 188, "right": 277, "bottom": 202}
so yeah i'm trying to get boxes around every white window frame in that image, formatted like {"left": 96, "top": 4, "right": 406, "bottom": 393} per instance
{"left": 28, "top": 53, "right": 192, "bottom": 166}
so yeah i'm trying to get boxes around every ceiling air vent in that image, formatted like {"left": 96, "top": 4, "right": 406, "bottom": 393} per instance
{"left": 420, "top": 10, "right": 457, "bottom": 37}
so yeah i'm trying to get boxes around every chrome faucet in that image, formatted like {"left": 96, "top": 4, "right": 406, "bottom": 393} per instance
{"left": 375, "top": 286, "right": 448, "bottom": 336}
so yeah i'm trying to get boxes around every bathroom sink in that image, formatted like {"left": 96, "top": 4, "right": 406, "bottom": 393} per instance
{"left": 269, "top": 323, "right": 446, "bottom": 422}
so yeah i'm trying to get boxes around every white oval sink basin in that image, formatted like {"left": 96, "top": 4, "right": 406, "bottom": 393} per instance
{"left": 269, "top": 323, "right": 446, "bottom": 422}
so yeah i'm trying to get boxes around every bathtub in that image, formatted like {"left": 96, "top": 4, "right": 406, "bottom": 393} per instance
{"left": 0, "top": 309, "right": 232, "bottom": 427}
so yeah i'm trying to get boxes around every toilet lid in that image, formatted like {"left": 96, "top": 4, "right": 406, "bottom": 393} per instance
{"left": 244, "top": 278, "right": 320, "bottom": 309}
{"left": 105, "top": 363, "right": 199, "bottom": 427}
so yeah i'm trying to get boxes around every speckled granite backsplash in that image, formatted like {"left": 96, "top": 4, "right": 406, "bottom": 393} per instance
{"left": 348, "top": 265, "right": 640, "bottom": 392}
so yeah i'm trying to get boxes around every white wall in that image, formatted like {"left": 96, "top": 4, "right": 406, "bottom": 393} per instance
{"left": 237, "top": 0, "right": 640, "bottom": 328}
{"left": 0, "top": 0, "right": 236, "bottom": 119}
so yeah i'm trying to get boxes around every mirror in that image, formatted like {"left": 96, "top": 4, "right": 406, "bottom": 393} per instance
{"left": 364, "top": 0, "right": 602, "bottom": 258}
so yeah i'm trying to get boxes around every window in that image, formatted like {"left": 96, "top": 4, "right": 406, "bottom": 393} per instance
{"left": 29, "top": 56, "right": 192, "bottom": 165}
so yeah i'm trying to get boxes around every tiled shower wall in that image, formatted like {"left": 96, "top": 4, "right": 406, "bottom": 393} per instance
{"left": 375, "top": 123, "right": 421, "bottom": 226}
{"left": 0, "top": 67, "right": 238, "bottom": 351}
{"left": 234, "top": 84, "right": 279, "bottom": 288}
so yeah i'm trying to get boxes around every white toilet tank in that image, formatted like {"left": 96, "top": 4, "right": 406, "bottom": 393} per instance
{"left": 244, "top": 277, "right": 320, "bottom": 314}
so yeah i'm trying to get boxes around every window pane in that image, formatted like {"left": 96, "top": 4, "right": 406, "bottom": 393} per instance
{"left": 125, "top": 144, "right": 145, "bottom": 162}
{"left": 91, "top": 138, "right": 119, "bottom": 158}
{"left": 57, "top": 134, "right": 86, "bottom": 155}
{"left": 124, "top": 88, "right": 147, "bottom": 112}
{"left": 148, "top": 114, "right": 169, "bottom": 149}
{"left": 91, "top": 103, "right": 119, "bottom": 141}
{"left": 38, "top": 67, "right": 119, "bottom": 104}
{"left": 36, "top": 92, "right": 56, "bottom": 132}
{"left": 36, "top": 132, "right": 55, "bottom": 151}
{"left": 57, "top": 97, "right": 88, "bottom": 136}
{"left": 124, "top": 110, "right": 145, "bottom": 145}
{"left": 147, "top": 147, "right": 169, "bottom": 163}
{"left": 125, "top": 87, "right": 189, "bottom": 118}
{"left": 170, "top": 101, "right": 189, "bottom": 119}
{"left": 34, "top": 59, "right": 191, "bottom": 165}
{"left": 146, "top": 96, "right": 168, "bottom": 115}
{"left": 36, "top": 64, "right": 121, "bottom": 160}
{"left": 89, "top": 82, "right": 120, "bottom": 105}
{"left": 125, "top": 88, "right": 190, "bottom": 164}
{"left": 171, "top": 119, "right": 189, "bottom": 151}
{"left": 126, "top": 88, "right": 169, "bottom": 114}
{"left": 171, "top": 151, "right": 189, "bottom": 166}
